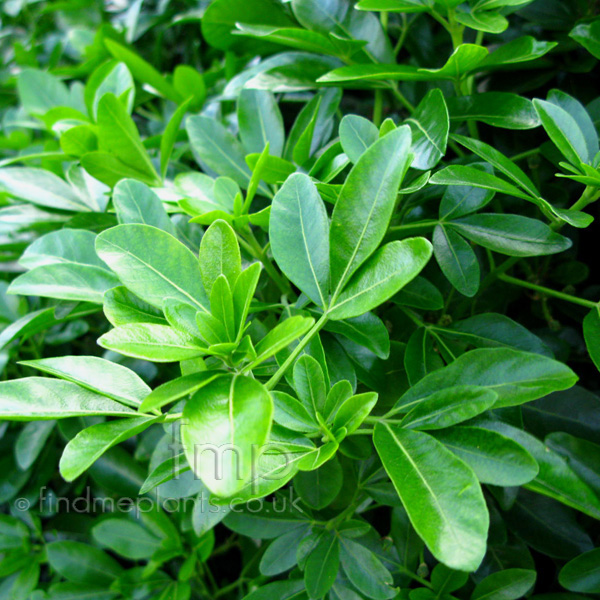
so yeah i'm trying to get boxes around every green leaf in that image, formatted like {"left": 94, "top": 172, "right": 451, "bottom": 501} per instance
{"left": 294, "top": 354, "right": 327, "bottom": 417}
{"left": 181, "top": 374, "right": 273, "bottom": 496}
{"left": 81, "top": 151, "right": 157, "bottom": 188}
{"left": 325, "top": 312, "right": 390, "bottom": 359}
{"left": 159, "top": 97, "right": 192, "bottom": 180}
{"left": 533, "top": 98, "right": 590, "bottom": 166}
{"left": 450, "top": 214, "right": 572, "bottom": 257}
{"left": 173, "top": 65, "right": 206, "bottom": 110}
{"left": 374, "top": 424, "right": 488, "bottom": 571}
{"left": 451, "top": 134, "right": 539, "bottom": 199}
{"left": 96, "top": 93, "right": 160, "bottom": 185}
{"left": 96, "top": 224, "right": 209, "bottom": 311}
{"left": 104, "top": 39, "right": 181, "bottom": 103}
{"left": 318, "top": 44, "right": 487, "bottom": 84}
{"left": 186, "top": 115, "right": 252, "bottom": 189}
{"left": 8, "top": 263, "right": 119, "bottom": 303}
{"left": 287, "top": 89, "right": 341, "bottom": 166}
{"left": 0, "top": 377, "right": 137, "bottom": 421}
{"left": 17, "top": 68, "right": 81, "bottom": 116}
{"left": 0, "top": 167, "right": 91, "bottom": 212}
{"left": 98, "top": 323, "right": 207, "bottom": 362}
{"left": 238, "top": 89, "right": 284, "bottom": 157}
{"left": 210, "top": 275, "right": 236, "bottom": 341}
{"left": 15, "top": 420, "right": 55, "bottom": 471}
{"left": 93, "top": 519, "right": 161, "bottom": 560}
{"left": 304, "top": 530, "right": 340, "bottom": 599}
{"left": 233, "top": 263, "right": 262, "bottom": 336}
{"left": 60, "top": 416, "right": 159, "bottom": 481}
{"left": 430, "top": 166, "right": 532, "bottom": 201}
{"left": 270, "top": 173, "right": 330, "bottom": 307}
{"left": 356, "top": 0, "right": 433, "bottom": 12}
{"left": 242, "top": 580, "right": 306, "bottom": 600}
{"left": 113, "top": 179, "right": 176, "bottom": 235}
{"left": 139, "top": 372, "right": 222, "bottom": 413}
{"left": 583, "top": 307, "right": 600, "bottom": 372}
{"left": 272, "top": 390, "right": 317, "bottom": 432}
{"left": 292, "top": 0, "right": 393, "bottom": 63}
{"left": 400, "top": 385, "right": 498, "bottom": 430}
{"left": 163, "top": 298, "right": 203, "bottom": 339}
{"left": 85, "top": 60, "right": 134, "bottom": 119}
{"left": 46, "top": 541, "right": 122, "bottom": 585}
{"left": 18, "top": 355, "right": 150, "bottom": 408}
{"left": 235, "top": 23, "right": 357, "bottom": 58}
{"left": 19, "top": 229, "right": 105, "bottom": 270}
{"left": 0, "top": 514, "right": 29, "bottom": 550}
{"left": 199, "top": 220, "right": 242, "bottom": 294}
{"left": 332, "top": 391, "right": 378, "bottom": 433}
{"left": 339, "top": 537, "right": 395, "bottom": 599}
{"left": 406, "top": 88, "right": 449, "bottom": 170}
{"left": 323, "top": 380, "right": 353, "bottom": 422}
{"left": 559, "top": 548, "right": 600, "bottom": 593}
{"left": 201, "top": 0, "right": 294, "bottom": 51}
{"left": 433, "top": 426, "right": 539, "bottom": 486}
{"left": 60, "top": 125, "right": 98, "bottom": 157}
{"left": 472, "top": 569, "right": 537, "bottom": 600}
{"left": 405, "top": 327, "right": 444, "bottom": 384}
{"left": 260, "top": 526, "right": 310, "bottom": 576}
{"left": 329, "top": 238, "right": 432, "bottom": 320}
{"left": 246, "top": 153, "right": 296, "bottom": 184}
{"left": 392, "top": 276, "right": 444, "bottom": 310}
{"left": 438, "top": 165, "right": 495, "bottom": 219}
{"left": 294, "top": 458, "right": 343, "bottom": 509}
{"left": 477, "top": 36, "right": 557, "bottom": 69}
{"left": 339, "top": 114, "right": 379, "bottom": 163}
{"left": 447, "top": 93, "right": 540, "bottom": 130}
{"left": 252, "top": 316, "right": 315, "bottom": 368}
{"left": 481, "top": 421, "right": 600, "bottom": 519}
{"left": 455, "top": 9, "right": 508, "bottom": 34}
{"left": 103, "top": 286, "right": 167, "bottom": 326}
{"left": 430, "top": 564, "right": 468, "bottom": 596}
{"left": 139, "top": 453, "right": 190, "bottom": 495}
{"left": 569, "top": 19, "right": 600, "bottom": 60}
{"left": 443, "top": 312, "right": 552, "bottom": 356}
{"left": 330, "top": 125, "right": 413, "bottom": 293}
{"left": 547, "top": 90, "right": 599, "bottom": 162}
{"left": 433, "top": 224, "right": 480, "bottom": 297}
{"left": 394, "top": 348, "right": 577, "bottom": 412}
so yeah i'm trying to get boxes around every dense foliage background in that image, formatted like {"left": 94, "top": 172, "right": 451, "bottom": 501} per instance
{"left": 0, "top": 0, "right": 599, "bottom": 598}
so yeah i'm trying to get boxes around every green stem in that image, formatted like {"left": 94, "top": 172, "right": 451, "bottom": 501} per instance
{"left": 0, "top": 152, "right": 67, "bottom": 167}
{"left": 570, "top": 185, "right": 600, "bottom": 212}
{"left": 388, "top": 219, "right": 438, "bottom": 237}
{"left": 510, "top": 148, "right": 541, "bottom": 162}
{"left": 393, "top": 13, "right": 409, "bottom": 56}
{"left": 446, "top": 8, "right": 464, "bottom": 49}
{"left": 388, "top": 83, "right": 415, "bottom": 113}
{"left": 265, "top": 313, "right": 329, "bottom": 390}
{"left": 498, "top": 274, "right": 598, "bottom": 309}
{"left": 349, "top": 428, "right": 374, "bottom": 435}
{"left": 163, "top": 412, "right": 183, "bottom": 422}
{"left": 479, "top": 255, "right": 520, "bottom": 292}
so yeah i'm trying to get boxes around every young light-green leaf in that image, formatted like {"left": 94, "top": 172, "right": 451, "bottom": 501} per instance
{"left": 330, "top": 125, "right": 413, "bottom": 295}
{"left": 181, "top": 374, "right": 273, "bottom": 497}
{"left": 329, "top": 238, "right": 432, "bottom": 320}
{"left": 270, "top": 173, "right": 330, "bottom": 307}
